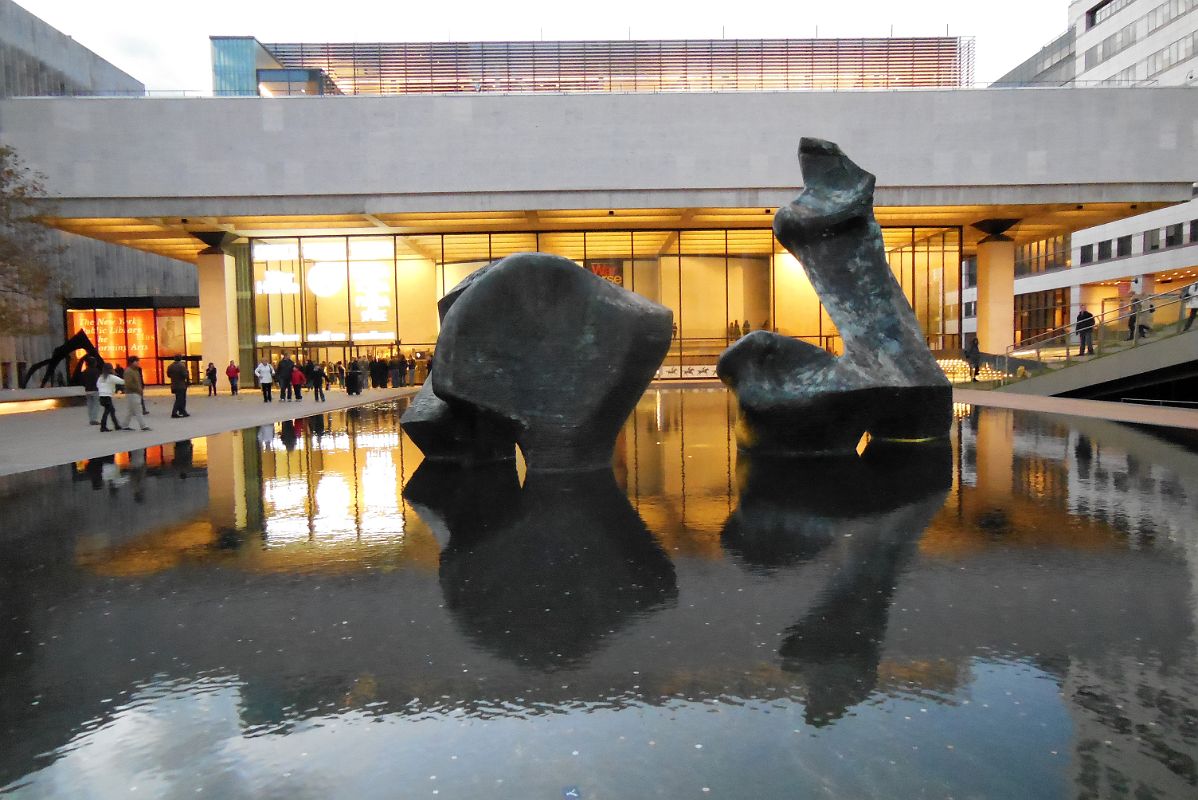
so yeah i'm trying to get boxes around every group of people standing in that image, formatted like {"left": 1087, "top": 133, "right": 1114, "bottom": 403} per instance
{"left": 250, "top": 353, "right": 421, "bottom": 402}
{"left": 728, "top": 320, "right": 769, "bottom": 341}
{"left": 252, "top": 354, "right": 331, "bottom": 403}
{"left": 370, "top": 355, "right": 418, "bottom": 389}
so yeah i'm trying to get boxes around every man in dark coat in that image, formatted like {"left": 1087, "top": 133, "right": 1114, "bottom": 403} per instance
{"left": 277, "top": 352, "right": 295, "bottom": 401}
{"left": 166, "top": 356, "right": 190, "bottom": 418}
{"left": 1075, "top": 306, "right": 1096, "bottom": 355}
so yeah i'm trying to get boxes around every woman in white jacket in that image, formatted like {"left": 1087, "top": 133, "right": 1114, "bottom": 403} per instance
{"left": 254, "top": 359, "right": 275, "bottom": 403}
{"left": 96, "top": 363, "right": 127, "bottom": 432}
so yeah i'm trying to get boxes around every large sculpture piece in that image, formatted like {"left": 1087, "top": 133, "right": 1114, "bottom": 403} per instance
{"left": 718, "top": 138, "right": 951, "bottom": 455}
{"left": 415, "top": 253, "right": 673, "bottom": 472}
{"left": 399, "top": 263, "right": 517, "bottom": 465}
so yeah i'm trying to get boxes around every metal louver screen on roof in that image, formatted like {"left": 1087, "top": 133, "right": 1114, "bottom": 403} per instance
{"left": 261, "top": 37, "right": 976, "bottom": 95}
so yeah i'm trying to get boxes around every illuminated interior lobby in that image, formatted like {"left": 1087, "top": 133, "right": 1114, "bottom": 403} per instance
{"left": 245, "top": 224, "right": 964, "bottom": 377}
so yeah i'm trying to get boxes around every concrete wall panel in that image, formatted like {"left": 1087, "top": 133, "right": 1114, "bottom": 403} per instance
{"left": 0, "top": 88, "right": 1194, "bottom": 216}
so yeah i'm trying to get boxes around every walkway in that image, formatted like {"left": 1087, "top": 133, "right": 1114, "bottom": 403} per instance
{"left": 956, "top": 388, "right": 1198, "bottom": 431}
{"left": 0, "top": 385, "right": 417, "bottom": 476}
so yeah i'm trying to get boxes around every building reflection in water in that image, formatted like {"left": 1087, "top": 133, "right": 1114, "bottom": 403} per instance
{"left": 1, "top": 390, "right": 1197, "bottom": 797}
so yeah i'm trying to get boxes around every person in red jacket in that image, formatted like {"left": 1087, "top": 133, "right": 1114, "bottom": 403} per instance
{"left": 226, "top": 360, "right": 241, "bottom": 395}
{"left": 290, "top": 364, "right": 305, "bottom": 401}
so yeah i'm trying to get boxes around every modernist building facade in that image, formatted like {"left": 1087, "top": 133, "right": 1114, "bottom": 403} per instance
{"left": 975, "top": 0, "right": 1198, "bottom": 349}
{"left": 0, "top": 11, "right": 1194, "bottom": 380}
{"left": 0, "top": 0, "right": 199, "bottom": 386}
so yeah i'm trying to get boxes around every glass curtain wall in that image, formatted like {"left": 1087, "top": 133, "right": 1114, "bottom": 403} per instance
{"left": 65, "top": 306, "right": 201, "bottom": 384}
{"left": 249, "top": 227, "right": 962, "bottom": 378}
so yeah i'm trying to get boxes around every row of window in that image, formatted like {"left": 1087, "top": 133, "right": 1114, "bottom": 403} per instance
{"left": 1016, "top": 235, "right": 1070, "bottom": 276}
{"left": 961, "top": 290, "right": 1072, "bottom": 345}
{"left": 1090, "top": 0, "right": 1138, "bottom": 29}
{"left": 1078, "top": 220, "right": 1198, "bottom": 264}
{"left": 1101, "top": 26, "right": 1198, "bottom": 82}
{"left": 1083, "top": 0, "right": 1196, "bottom": 70}
{"left": 1144, "top": 28, "right": 1198, "bottom": 77}
{"left": 959, "top": 290, "right": 1071, "bottom": 346}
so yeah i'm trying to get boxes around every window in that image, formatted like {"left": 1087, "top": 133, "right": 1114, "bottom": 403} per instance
{"left": 1190, "top": 220, "right": 1198, "bottom": 243}
{"left": 963, "top": 301, "right": 977, "bottom": 318}
{"left": 1116, "top": 235, "right": 1132, "bottom": 257}
{"left": 1097, "top": 240, "right": 1113, "bottom": 260}
{"left": 1165, "top": 223, "right": 1183, "bottom": 247}
{"left": 1080, "top": 244, "right": 1095, "bottom": 264}
{"left": 1144, "top": 229, "right": 1161, "bottom": 251}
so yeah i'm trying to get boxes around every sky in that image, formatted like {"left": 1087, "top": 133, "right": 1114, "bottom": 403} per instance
{"left": 15, "top": 0, "right": 1070, "bottom": 91}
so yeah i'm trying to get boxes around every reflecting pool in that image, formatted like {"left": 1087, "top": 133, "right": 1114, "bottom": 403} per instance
{"left": 1, "top": 389, "right": 1197, "bottom": 798}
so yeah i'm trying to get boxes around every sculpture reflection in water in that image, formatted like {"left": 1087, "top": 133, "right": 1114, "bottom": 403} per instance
{"left": 724, "top": 442, "right": 951, "bottom": 726}
{"left": 404, "top": 461, "right": 677, "bottom": 670}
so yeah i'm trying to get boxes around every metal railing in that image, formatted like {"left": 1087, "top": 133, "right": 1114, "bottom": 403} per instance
{"left": 999, "top": 283, "right": 1197, "bottom": 382}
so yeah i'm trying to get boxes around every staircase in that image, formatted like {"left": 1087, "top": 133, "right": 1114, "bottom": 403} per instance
{"left": 992, "top": 286, "right": 1198, "bottom": 398}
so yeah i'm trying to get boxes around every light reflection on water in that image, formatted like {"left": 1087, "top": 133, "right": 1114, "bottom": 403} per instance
{"left": 0, "top": 389, "right": 1196, "bottom": 799}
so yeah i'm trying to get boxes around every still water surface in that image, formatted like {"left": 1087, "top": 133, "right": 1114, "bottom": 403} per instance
{"left": 1, "top": 389, "right": 1196, "bottom": 798}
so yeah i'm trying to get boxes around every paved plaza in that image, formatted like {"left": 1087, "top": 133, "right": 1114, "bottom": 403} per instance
{"left": 0, "top": 384, "right": 417, "bottom": 475}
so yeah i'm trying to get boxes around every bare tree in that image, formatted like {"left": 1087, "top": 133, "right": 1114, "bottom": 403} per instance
{"left": 0, "top": 144, "right": 67, "bottom": 335}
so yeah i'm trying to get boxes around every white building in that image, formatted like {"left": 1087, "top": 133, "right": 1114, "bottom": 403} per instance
{"left": 972, "top": 0, "right": 1198, "bottom": 350}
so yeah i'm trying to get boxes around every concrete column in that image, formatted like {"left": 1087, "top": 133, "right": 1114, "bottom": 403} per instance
{"left": 196, "top": 248, "right": 239, "bottom": 369}
{"left": 975, "top": 238, "right": 1016, "bottom": 354}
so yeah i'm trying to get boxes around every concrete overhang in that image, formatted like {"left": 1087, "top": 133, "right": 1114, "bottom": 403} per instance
{"left": 0, "top": 87, "right": 1194, "bottom": 263}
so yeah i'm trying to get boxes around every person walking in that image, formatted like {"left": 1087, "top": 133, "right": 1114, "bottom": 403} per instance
{"left": 78, "top": 357, "right": 102, "bottom": 425}
{"left": 226, "top": 360, "right": 240, "bottom": 395}
{"left": 96, "top": 363, "right": 127, "bottom": 431}
{"left": 335, "top": 360, "right": 345, "bottom": 388}
{"left": 406, "top": 354, "right": 416, "bottom": 386}
{"left": 254, "top": 358, "right": 274, "bottom": 402}
{"left": 290, "top": 364, "right": 305, "bottom": 401}
{"left": 277, "top": 352, "right": 295, "bottom": 401}
{"left": 205, "top": 362, "right": 218, "bottom": 396}
{"left": 1184, "top": 282, "right": 1198, "bottom": 332}
{"left": 166, "top": 356, "right": 190, "bottom": 418}
{"left": 389, "top": 356, "right": 403, "bottom": 388}
{"left": 1075, "top": 305, "right": 1096, "bottom": 355}
{"left": 964, "top": 337, "right": 982, "bottom": 382}
{"left": 312, "top": 362, "right": 328, "bottom": 402}
{"left": 122, "top": 356, "right": 151, "bottom": 431}
{"left": 1126, "top": 294, "right": 1140, "bottom": 341}
{"left": 1138, "top": 298, "right": 1155, "bottom": 339}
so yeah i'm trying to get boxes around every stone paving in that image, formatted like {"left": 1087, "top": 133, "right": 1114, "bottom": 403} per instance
{"left": 0, "top": 384, "right": 417, "bottom": 476}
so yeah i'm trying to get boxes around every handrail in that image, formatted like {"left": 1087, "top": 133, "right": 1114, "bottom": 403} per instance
{"left": 997, "top": 281, "right": 1197, "bottom": 383}
{"left": 1120, "top": 398, "right": 1198, "bottom": 407}
{"left": 1011, "top": 283, "right": 1190, "bottom": 352}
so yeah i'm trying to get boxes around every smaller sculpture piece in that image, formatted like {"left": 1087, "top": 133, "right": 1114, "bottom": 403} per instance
{"left": 718, "top": 138, "right": 951, "bottom": 455}
{"left": 19, "top": 329, "right": 103, "bottom": 388}
{"left": 424, "top": 253, "right": 673, "bottom": 472}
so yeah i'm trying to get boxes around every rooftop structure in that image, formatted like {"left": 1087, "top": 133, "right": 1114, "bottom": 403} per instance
{"left": 212, "top": 35, "right": 977, "bottom": 96}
